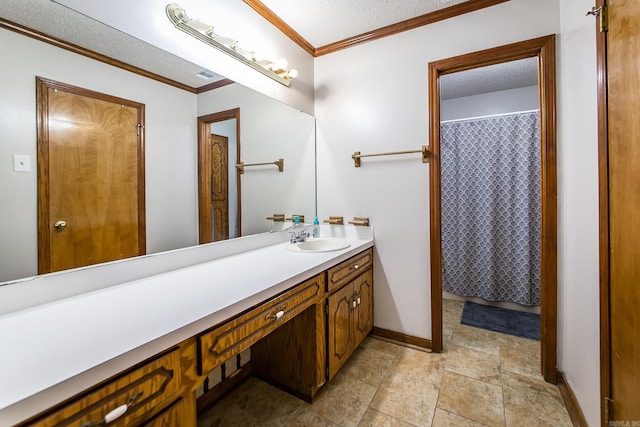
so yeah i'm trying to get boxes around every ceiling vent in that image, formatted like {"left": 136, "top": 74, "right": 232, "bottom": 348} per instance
{"left": 193, "top": 69, "right": 218, "bottom": 80}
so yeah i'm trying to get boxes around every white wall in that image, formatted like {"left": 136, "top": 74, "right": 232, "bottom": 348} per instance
{"left": 441, "top": 85, "right": 539, "bottom": 121}
{"left": 315, "top": 0, "right": 560, "bottom": 340}
{"left": 198, "top": 84, "right": 316, "bottom": 235}
{"left": 557, "top": 0, "right": 600, "bottom": 424}
{"left": 0, "top": 28, "right": 199, "bottom": 283}
{"left": 316, "top": 0, "right": 600, "bottom": 424}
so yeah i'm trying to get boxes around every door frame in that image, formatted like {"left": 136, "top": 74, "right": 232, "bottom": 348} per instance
{"left": 198, "top": 108, "right": 241, "bottom": 243}
{"left": 428, "top": 35, "right": 558, "bottom": 383}
{"left": 36, "top": 77, "right": 146, "bottom": 274}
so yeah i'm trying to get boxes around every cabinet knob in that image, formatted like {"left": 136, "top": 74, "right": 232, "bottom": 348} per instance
{"left": 350, "top": 264, "right": 359, "bottom": 271}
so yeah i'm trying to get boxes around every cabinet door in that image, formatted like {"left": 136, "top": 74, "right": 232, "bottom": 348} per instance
{"left": 354, "top": 269, "right": 374, "bottom": 346}
{"left": 327, "top": 283, "right": 354, "bottom": 380}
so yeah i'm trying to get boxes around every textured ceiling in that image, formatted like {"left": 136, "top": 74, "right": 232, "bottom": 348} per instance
{"left": 440, "top": 57, "right": 539, "bottom": 100}
{"left": 0, "top": 0, "right": 221, "bottom": 89}
{"left": 259, "top": 0, "right": 470, "bottom": 47}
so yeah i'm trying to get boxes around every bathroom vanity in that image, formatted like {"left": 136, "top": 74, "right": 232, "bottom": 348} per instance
{"left": 0, "top": 226, "right": 373, "bottom": 426}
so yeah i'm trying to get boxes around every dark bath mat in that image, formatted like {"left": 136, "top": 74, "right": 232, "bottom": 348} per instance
{"left": 460, "top": 301, "right": 540, "bottom": 340}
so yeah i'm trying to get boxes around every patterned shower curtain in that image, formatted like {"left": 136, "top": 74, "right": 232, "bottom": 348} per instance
{"left": 440, "top": 111, "right": 541, "bottom": 306}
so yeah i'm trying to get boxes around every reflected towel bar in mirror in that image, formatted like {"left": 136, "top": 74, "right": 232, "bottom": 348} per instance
{"left": 348, "top": 217, "right": 370, "bottom": 226}
{"left": 236, "top": 158, "right": 284, "bottom": 174}
{"left": 323, "top": 216, "right": 344, "bottom": 225}
{"left": 352, "top": 145, "right": 430, "bottom": 167}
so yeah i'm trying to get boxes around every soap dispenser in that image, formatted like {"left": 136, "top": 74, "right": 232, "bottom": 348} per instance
{"left": 313, "top": 216, "right": 319, "bottom": 238}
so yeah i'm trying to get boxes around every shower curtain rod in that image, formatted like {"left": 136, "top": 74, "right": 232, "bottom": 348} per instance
{"left": 440, "top": 109, "right": 539, "bottom": 124}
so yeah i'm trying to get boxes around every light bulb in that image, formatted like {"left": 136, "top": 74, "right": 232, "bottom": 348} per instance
{"left": 287, "top": 69, "right": 299, "bottom": 79}
{"left": 273, "top": 58, "right": 288, "bottom": 71}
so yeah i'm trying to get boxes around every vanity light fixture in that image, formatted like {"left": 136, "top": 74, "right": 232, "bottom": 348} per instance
{"left": 166, "top": 3, "right": 298, "bottom": 87}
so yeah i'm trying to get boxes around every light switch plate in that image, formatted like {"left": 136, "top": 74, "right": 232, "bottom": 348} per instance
{"left": 13, "top": 155, "right": 31, "bottom": 172}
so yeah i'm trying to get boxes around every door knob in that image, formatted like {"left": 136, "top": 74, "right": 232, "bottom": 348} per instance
{"left": 54, "top": 220, "right": 67, "bottom": 230}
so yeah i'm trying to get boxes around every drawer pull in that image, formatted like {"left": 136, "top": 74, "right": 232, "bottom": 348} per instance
{"left": 350, "top": 264, "right": 360, "bottom": 271}
{"left": 266, "top": 307, "right": 286, "bottom": 320}
{"left": 80, "top": 391, "right": 142, "bottom": 426}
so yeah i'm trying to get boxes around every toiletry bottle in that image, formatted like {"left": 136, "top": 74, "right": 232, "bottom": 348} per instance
{"left": 313, "top": 216, "right": 319, "bottom": 238}
{"left": 294, "top": 215, "right": 300, "bottom": 227}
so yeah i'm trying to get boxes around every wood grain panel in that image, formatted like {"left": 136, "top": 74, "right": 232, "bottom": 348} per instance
{"left": 139, "top": 395, "right": 196, "bottom": 427}
{"left": 326, "top": 248, "right": 373, "bottom": 293}
{"left": 370, "top": 327, "right": 432, "bottom": 349}
{"left": 37, "top": 77, "right": 146, "bottom": 274}
{"left": 327, "top": 283, "right": 355, "bottom": 380}
{"left": 595, "top": 0, "right": 611, "bottom": 422}
{"left": 198, "top": 274, "right": 324, "bottom": 375}
{"left": 354, "top": 269, "right": 374, "bottom": 345}
{"left": 198, "top": 109, "right": 241, "bottom": 244}
{"left": 606, "top": 0, "right": 640, "bottom": 421}
{"left": 27, "top": 349, "right": 182, "bottom": 427}
{"left": 210, "top": 134, "right": 229, "bottom": 241}
{"left": 252, "top": 303, "right": 326, "bottom": 402}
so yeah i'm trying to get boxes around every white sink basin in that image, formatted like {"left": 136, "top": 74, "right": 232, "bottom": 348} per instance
{"left": 285, "top": 238, "right": 351, "bottom": 253}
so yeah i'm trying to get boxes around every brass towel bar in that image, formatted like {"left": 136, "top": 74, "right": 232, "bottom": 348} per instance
{"left": 352, "top": 146, "right": 430, "bottom": 167}
{"left": 236, "top": 158, "right": 284, "bottom": 174}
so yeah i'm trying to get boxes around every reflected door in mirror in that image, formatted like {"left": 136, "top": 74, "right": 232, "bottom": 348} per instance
{"left": 210, "top": 134, "right": 229, "bottom": 241}
{"left": 37, "top": 78, "right": 146, "bottom": 274}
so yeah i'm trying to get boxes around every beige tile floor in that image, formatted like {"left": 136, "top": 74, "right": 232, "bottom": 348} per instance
{"left": 198, "top": 299, "right": 572, "bottom": 426}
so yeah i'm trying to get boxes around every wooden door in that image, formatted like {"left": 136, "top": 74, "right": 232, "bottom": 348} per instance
{"left": 327, "top": 283, "right": 354, "bottom": 380}
{"left": 198, "top": 109, "right": 241, "bottom": 244}
{"left": 210, "top": 134, "right": 229, "bottom": 241}
{"left": 600, "top": 0, "right": 640, "bottom": 423}
{"left": 354, "top": 269, "right": 374, "bottom": 346}
{"left": 37, "top": 78, "right": 145, "bottom": 274}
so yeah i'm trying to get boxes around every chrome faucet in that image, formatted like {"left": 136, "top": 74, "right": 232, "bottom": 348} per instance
{"left": 289, "top": 229, "right": 310, "bottom": 244}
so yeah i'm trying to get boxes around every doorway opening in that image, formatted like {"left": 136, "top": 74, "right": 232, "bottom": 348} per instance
{"left": 428, "top": 35, "right": 558, "bottom": 383}
{"left": 198, "top": 109, "right": 241, "bottom": 243}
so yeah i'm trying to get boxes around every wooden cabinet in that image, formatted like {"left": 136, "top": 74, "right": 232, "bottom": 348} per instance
{"left": 353, "top": 269, "right": 374, "bottom": 350}
{"left": 198, "top": 274, "right": 323, "bottom": 375}
{"left": 326, "top": 250, "right": 374, "bottom": 380}
{"left": 139, "top": 395, "right": 195, "bottom": 427}
{"left": 252, "top": 248, "right": 374, "bottom": 400}
{"left": 327, "top": 248, "right": 373, "bottom": 293}
{"left": 19, "top": 247, "right": 373, "bottom": 425}
{"left": 24, "top": 348, "right": 190, "bottom": 427}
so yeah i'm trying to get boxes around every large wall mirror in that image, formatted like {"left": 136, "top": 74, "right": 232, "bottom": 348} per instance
{"left": 0, "top": 2, "right": 316, "bottom": 284}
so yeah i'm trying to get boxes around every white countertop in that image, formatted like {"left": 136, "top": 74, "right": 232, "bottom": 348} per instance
{"left": 0, "top": 225, "right": 373, "bottom": 425}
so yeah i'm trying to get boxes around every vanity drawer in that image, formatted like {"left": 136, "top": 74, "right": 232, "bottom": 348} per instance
{"left": 30, "top": 348, "right": 182, "bottom": 427}
{"left": 198, "top": 274, "right": 324, "bottom": 375}
{"left": 326, "top": 248, "right": 373, "bottom": 293}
